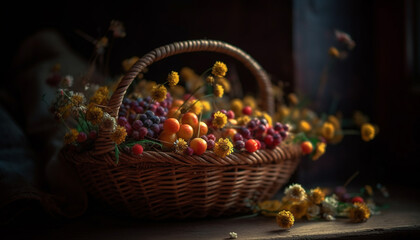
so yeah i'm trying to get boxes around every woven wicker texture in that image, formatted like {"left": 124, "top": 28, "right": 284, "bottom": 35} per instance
{"left": 64, "top": 39, "right": 302, "bottom": 219}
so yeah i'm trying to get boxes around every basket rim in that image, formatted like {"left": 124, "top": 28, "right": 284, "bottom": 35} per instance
{"left": 63, "top": 143, "right": 302, "bottom": 167}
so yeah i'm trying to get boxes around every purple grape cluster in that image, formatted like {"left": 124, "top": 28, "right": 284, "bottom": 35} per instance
{"left": 233, "top": 118, "right": 289, "bottom": 150}
{"left": 117, "top": 93, "right": 173, "bottom": 140}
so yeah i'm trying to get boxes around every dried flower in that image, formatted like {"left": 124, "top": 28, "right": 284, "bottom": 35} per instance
{"left": 212, "top": 61, "right": 228, "bottom": 78}
{"left": 237, "top": 115, "right": 251, "bottom": 126}
{"left": 201, "top": 100, "right": 211, "bottom": 112}
{"left": 217, "top": 77, "right": 231, "bottom": 93}
{"left": 64, "top": 129, "right": 79, "bottom": 144}
{"left": 111, "top": 126, "right": 127, "bottom": 145}
{"left": 214, "top": 84, "right": 224, "bottom": 98}
{"left": 151, "top": 85, "right": 167, "bottom": 102}
{"left": 61, "top": 75, "right": 74, "bottom": 88}
{"left": 321, "top": 196, "right": 338, "bottom": 216}
{"left": 189, "top": 100, "right": 203, "bottom": 115}
{"left": 206, "top": 75, "right": 215, "bottom": 85}
{"left": 309, "top": 187, "right": 325, "bottom": 205}
{"left": 212, "top": 111, "right": 228, "bottom": 129}
{"left": 229, "top": 232, "right": 238, "bottom": 239}
{"left": 312, "top": 142, "right": 326, "bottom": 161}
{"left": 167, "top": 71, "right": 179, "bottom": 87}
{"left": 214, "top": 138, "right": 234, "bottom": 158}
{"left": 258, "top": 200, "right": 282, "bottom": 217}
{"left": 230, "top": 99, "right": 243, "bottom": 116}
{"left": 299, "top": 120, "right": 312, "bottom": 133}
{"left": 349, "top": 202, "right": 370, "bottom": 223}
{"left": 100, "top": 112, "right": 117, "bottom": 131}
{"left": 361, "top": 123, "right": 375, "bottom": 142}
{"left": 284, "top": 183, "right": 307, "bottom": 202}
{"left": 276, "top": 210, "right": 295, "bottom": 229}
{"left": 321, "top": 122, "right": 335, "bottom": 140}
{"left": 122, "top": 56, "right": 140, "bottom": 72}
{"left": 289, "top": 201, "right": 308, "bottom": 219}
{"left": 86, "top": 104, "right": 104, "bottom": 125}
{"left": 71, "top": 93, "right": 85, "bottom": 107}
{"left": 175, "top": 138, "right": 188, "bottom": 154}
{"left": 306, "top": 203, "right": 321, "bottom": 220}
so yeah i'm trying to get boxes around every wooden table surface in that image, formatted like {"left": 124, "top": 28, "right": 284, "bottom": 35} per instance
{"left": 3, "top": 185, "right": 420, "bottom": 240}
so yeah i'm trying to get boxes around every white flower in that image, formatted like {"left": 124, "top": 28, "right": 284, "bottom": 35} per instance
{"left": 100, "top": 112, "right": 117, "bottom": 131}
{"left": 323, "top": 213, "right": 336, "bottom": 221}
{"left": 229, "top": 232, "right": 238, "bottom": 239}
{"left": 61, "top": 75, "right": 74, "bottom": 88}
{"left": 71, "top": 105, "right": 86, "bottom": 118}
{"left": 306, "top": 203, "right": 321, "bottom": 220}
{"left": 321, "top": 196, "right": 338, "bottom": 216}
{"left": 284, "top": 183, "right": 307, "bottom": 202}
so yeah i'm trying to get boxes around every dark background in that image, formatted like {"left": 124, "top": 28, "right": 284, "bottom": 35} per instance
{"left": 1, "top": 0, "right": 419, "bottom": 194}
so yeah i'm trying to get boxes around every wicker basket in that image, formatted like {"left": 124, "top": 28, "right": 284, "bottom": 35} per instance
{"left": 63, "top": 39, "right": 302, "bottom": 219}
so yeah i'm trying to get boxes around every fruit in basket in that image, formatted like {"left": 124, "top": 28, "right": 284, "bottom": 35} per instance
{"left": 301, "top": 141, "right": 313, "bottom": 154}
{"left": 181, "top": 112, "right": 199, "bottom": 129}
{"left": 190, "top": 138, "right": 207, "bottom": 155}
{"left": 178, "top": 124, "right": 194, "bottom": 140}
{"left": 245, "top": 139, "right": 259, "bottom": 153}
{"left": 194, "top": 121, "right": 208, "bottom": 136}
{"left": 163, "top": 118, "right": 180, "bottom": 133}
{"left": 159, "top": 131, "right": 177, "bottom": 148}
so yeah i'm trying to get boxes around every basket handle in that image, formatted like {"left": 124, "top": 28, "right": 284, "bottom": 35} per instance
{"left": 96, "top": 39, "right": 273, "bottom": 154}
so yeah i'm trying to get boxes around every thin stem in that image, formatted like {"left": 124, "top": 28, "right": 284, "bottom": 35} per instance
{"left": 343, "top": 171, "right": 359, "bottom": 187}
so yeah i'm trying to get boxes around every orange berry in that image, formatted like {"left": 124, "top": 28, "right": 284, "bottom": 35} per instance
{"left": 181, "top": 112, "right": 199, "bottom": 128}
{"left": 301, "top": 141, "right": 313, "bottom": 154}
{"left": 167, "top": 107, "right": 181, "bottom": 119}
{"left": 223, "top": 128, "right": 237, "bottom": 139}
{"left": 245, "top": 139, "right": 258, "bottom": 153}
{"left": 194, "top": 121, "right": 208, "bottom": 136}
{"left": 163, "top": 118, "right": 180, "bottom": 133}
{"left": 158, "top": 131, "right": 177, "bottom": 148}
{"left": 190, "top": 138, "right": 207, "bottom": 155}
{"left": 177, "top": 124, "right": 194, "bottom": 140}
{"left": 172, "top": 99, "right": 184, "bottom": 108}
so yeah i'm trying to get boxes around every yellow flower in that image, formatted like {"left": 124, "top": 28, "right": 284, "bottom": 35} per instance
{"left": 90, "top": 93, "right": 106, "bottom": 105}
{"left": 321, "top": 122, "right": 335, "bottom": 140}
{"left": 64, "top": 129, "right": 79, "bottom": 144}
{"left": 151, "top": 84, "right": 167, "bottom": 102}
{"left": 212, "top": 111, "right": 228, "bottom": 129}
{"left": 175, "top": 138, "right": 188, "bottom": 154}
{"left": 328, "top": 47, "right": 340, "bottom": 58}
{"left": 213, "top": 84, "right": 224, "bottom": 98}
{"left": 288, "top": 93, "right": 299, "bottom": 105}
{"left": 58, "top": 104, "right": 71, "bottom": 119}
{"left": 276, "top": 210, "right": 294, "bottom": 229}
{"left": 111, "top": 125, "right": 127, "bottom": 145}
{"left": 299, "top": 120, "right": 312, "bottom": 133}
{"left": 206, "top": 75, "right": 215, "bottom": 85}
{"left": 349, "top": 202, "right": 370, "bottom": 223}
{"left": 361, "top": 123, "right": 375, "bottom": 142}
{"left": 71, "top": 93, "right": 85, "bottom": 107}
{"left": 284, "top": 183, "right": 307, "bottom": 202}
{"left": 230, "top": 99, "right": 243, "bottom": 116}
{"left": 289, "top": 200, "right": 308, "bottom": 219}
{"left": 309, "top": 187, "right": 325, "bottom": 205}
{"left": 217, "top": 77, "right": 231, "bottom": 93}
{"left": 263, "top": 112, "right": 273, "bottom": 127}
{"left": 258, "top": 200, "right": 282, "bottom": 217}
{"left": 237, "top": 115, "right": 250, "bottom": 126}
{"left": 180, "top": 67, "right": 199, "bottom": 82}
{"left": 212, "top": 61, "right": 228, "bottom": 78}
{"left": 96, "top": 86, "right": 109, "bottom": 97}
{"left": 167, "top": 71, "right": 179, "bottom": 87}
{"left": 86, "top": 104, "right": 104, "bottom": 125}
{"left": 327, "top": 115, "right": 341, "bottom": 130}
{"left": 201, "top": 100, "right": 211, "bottom": 112}
{"left": 213, "top": 138, "right": 234, "bottom": 158}
{"left": 122, "top": 56, "right": 140, "bottom": 72}
{"left": 189, "top": 100, "right": 203, "bottom": 115}
{"left": 312, "top": 142, "right": 326, "bottom": 161}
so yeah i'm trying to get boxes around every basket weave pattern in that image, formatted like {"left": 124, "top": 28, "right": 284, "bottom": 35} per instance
{"left": 63, "top": 40, "right": 302, "bottom": 219}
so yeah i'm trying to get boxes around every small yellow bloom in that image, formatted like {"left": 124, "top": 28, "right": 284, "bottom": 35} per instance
{"left": 327, "top": 115, "right": 341, "bottom": 130}
{"left": 361, "top": 123, "right": 375, "bottom": 142}
{"left": 213, "top": 138, "right": 234, "bottom": 158}
{"left": 167, "top": 71, "right": 179, "bottom": 87}
{"left": 258, "top": 200, "right": 282, "bottom": 217}
{"left": 212, "top": 61, "right": 228, "bottom": 78}
{"left": 111, "top": 125, "right": 127, "bottom": 145}
{"left": 243, "top": 95, "right": 257, "bottom": 110}
{"left": 212, "top": 111, "right": 228, "bottom": 129}
{"left": 214, "top": 84, "right": 224, "bottom": 98}
{"left": 151, "top": 84, "right": 167, "bottom": 102}
{"left": 206, "top": 75, "right": 215, "bottom": 85}
{"left": 96, "top": 86, "right": 109, "bottom": 97}
{"left": 328, "top": 46, "right": 340, "bottom": 58}
{"left": 64, "top": 129, "right": 79, "bottom": 144}
{"left": 189, "top": 100, "right": 203, "bottom": 115}
{"left": 321, "top": 122, "right": 335, "bottom": 140}
{"left": 201, "top": 100, "right": 211, "bottom": 112}
{"left": 276, "top": 210, "right": 295, "bottom": 229}
{"left": 71, "top": 93, "right": 85, "bottom": 107}
{"left": 289, "top": 200, "right": 308, "bottom": 219}
{"left": 175, "top": 138, "right": 188, "bottom": 154}
{"left": 309, "top": 187, "right": 325, "bottom": 205}
{"left": 86, "top": 104, "right": 104, "bottom": 125}
{"left": 299, "top": 120, "right": 312, "bottom": 133}
{"left": 312, "top": 142, "right": 326, "bottom": 161}
{"left": 122, "top": 56, "right": 140, "bottom": 72}
{"left": 237, "top": 115, "right": 251, "bottom": 126}
{"left": 230, "top": 99, "right": 243, "bottom": 116}
{"left": 58, "top": 104, "right": 71, "bottom": 119}
{"left": 217, "top": 77, "right": 231, "bottom": 93}
{"left": 349, "top": 202, "right": 370, "bottom": 223}
{"left": 180, "top": 67, "right": 199, "bottom": 82}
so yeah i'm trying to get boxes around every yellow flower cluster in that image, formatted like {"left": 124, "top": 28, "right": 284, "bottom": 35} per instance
{"left": 151, "top": 84, "right": 167, "bottom": 102}
{"left": 212, "top": 111, "right": 228, "bottom": 129}
{"left": 110, "top": 125, "right": 127, "bottom": 145}
{"left": 213, "top": 138, "right": 234, "bottom": 158}
{"left": 64, "top": 129, "right": 79, "bottom": 144}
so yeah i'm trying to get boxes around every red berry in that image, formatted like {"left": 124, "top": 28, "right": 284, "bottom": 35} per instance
{"left": 245, "top": 139, "right": 258, "bottom": 153}
{"left": 301, "top": 141, "right": 313, "bottom": 154}
{"left": 242, "top": 106, "right": 252, "bottom": 115}
{"left": 352, "top": 196, "right": 364, "bottom": 203}
{"left": 88, "top": 130, "right": 97, "bottom": 140}
{"left": 207, "top": 134, "right": 216, "bottom": 141}
{"left": 264, "top": 135, "right": 274, "bottom": 146}
{"left": 184, "top": 147, "right": 194, "bottom": 156}
{"left": 255, "top": 139, "right": 262, "bottom": 149}
{"left": 77, "top": 132, "right": 87, "bottom": 143}
{"left": 226, "top": 110, "right": 235, "bottom": 119}
{"left": 132, "top": 144, "right": 144, "bottom": 155}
